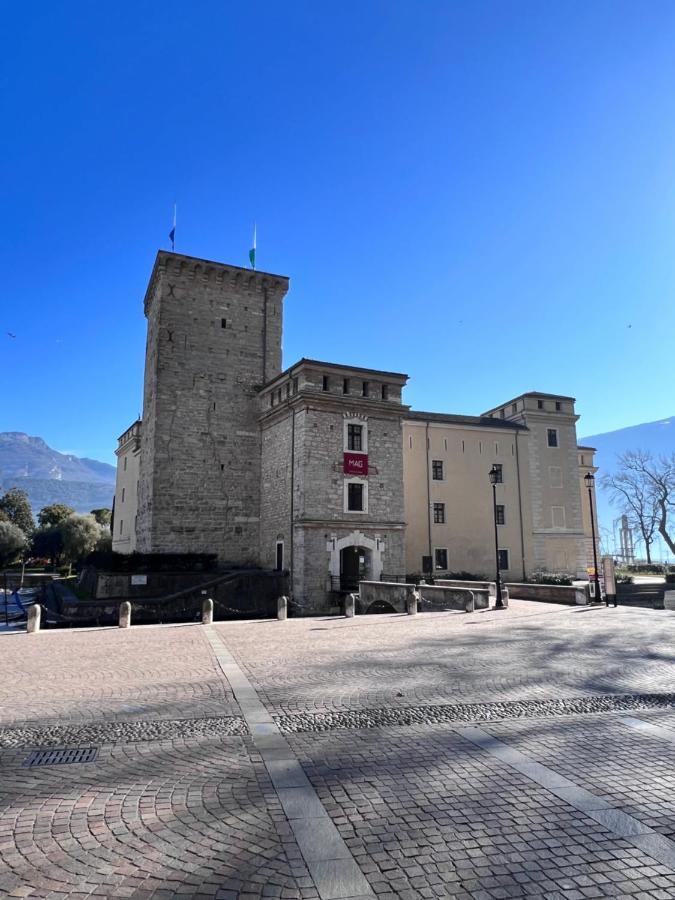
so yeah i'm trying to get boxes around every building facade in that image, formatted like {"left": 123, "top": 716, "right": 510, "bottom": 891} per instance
{"left": 113, "top": 250, "right": 599, "bottom": 609}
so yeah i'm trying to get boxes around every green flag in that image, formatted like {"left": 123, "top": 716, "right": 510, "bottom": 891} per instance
{"left": 249, "top": 223, "right": 256, "bottom": 269}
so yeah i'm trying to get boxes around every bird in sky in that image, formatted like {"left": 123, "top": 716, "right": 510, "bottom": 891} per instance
{"left": 6, "top": 332, "right": 16, "bottom": 339}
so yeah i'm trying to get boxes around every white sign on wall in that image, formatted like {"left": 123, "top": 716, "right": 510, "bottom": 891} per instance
{"left": 131, "top": 575, "right": 148, "bottom": 586}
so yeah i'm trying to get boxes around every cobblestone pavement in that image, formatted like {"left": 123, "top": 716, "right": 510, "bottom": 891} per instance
{"left": 2, "top": 601, "right": 675, "bottom": 897}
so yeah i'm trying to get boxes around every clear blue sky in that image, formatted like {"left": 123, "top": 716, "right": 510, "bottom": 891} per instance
{"left": 2, "top": 2, "right": 675, "bottom": 464}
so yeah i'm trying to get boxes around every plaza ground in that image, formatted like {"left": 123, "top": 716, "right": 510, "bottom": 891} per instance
{"left": 2, "top": 600, "right": 675, "bottom": 898}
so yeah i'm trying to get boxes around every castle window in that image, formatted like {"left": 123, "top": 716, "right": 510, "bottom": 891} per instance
{"left": 322, "top": 375, "right": 329, "bottom": 392}
{"left": 492, "top": 463, "right": 503, "bottom": 483}
{"left": 547, "top": 428, "right": 559, "bottom": 448}
{"left": 381, "top": 384, "right": 388, "bottom": 400}
{"left": 221, "top": 318, "right": 227, "bottom": 328}
{"left": 512, "top": 403, "right": 517, "bottom": 413}
{"left": 119, "top": 519, "right": 124, "bottom": 535}
{"left": 362, "top": 381, "right": 369, "bottom": 397}
{"left": 121, "top": 487, "right": 125, "bottom": 502}
{"left": 124, "top": 456, "right": 127, "bottom": 471}
{"left": 500, "top": 409, "right": 505, "bottom": 418}
{"left": 537, "top": 399, "right": 544, "bottom": 409}
{"left": 344, "top": 479, "right": 367, "bottom": 513}
{"left": 555, "top": 401, "right": 562, "bottom": 411}
{"left": 432, "top": 460, "right": 444, "bottom": 480}
{"left": 434, "top": 548, "right": 448, "bottom": 570}
{"left": 433, "top": 503, "right": 445, "bottom": 524}
{"left": 495, "top": 504, "right": 505, "bottom": 525}
{"left": 343, "top": 377, "right": 350, "bottom": 394}
{"left": 347, "top": 424, "right": 363, "bottom": 452}
{"left": 498, "top": 549, "right": 510, "bottom": 570}
{"left": 292, "top": 377, "right": 299, "bottom": 394}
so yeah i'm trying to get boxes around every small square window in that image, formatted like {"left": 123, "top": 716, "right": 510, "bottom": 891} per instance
{"left": 322, "top": 375, "right": 329, "bottom": 392}
{"left": 435, "top": 548, "right": 448, "bottom": 570}
{"left": 343, "top": 377, "right": 349, "bottom": 395}
{"left": 347, "top": 424, "right": 363, "bottom": 451}
{"left": 492, "top": 463, "right": 503, "bottom": 483}
{"left": 547, "top": 428, "right": 559, "bottom": 448}
{"left": 347, "top": 482, "right": 364, "bottom": 511}
{"left": 495, "top": 504, "right": 505, "bottom": 525}
{"left": 433, "top": 502, "right": 445, "bottom": 524}
{"left": 362, "top": 381, "right": 369, "bottom": 397}
{"left": 432, "top": 460, "right": 444, "bottom": 480}
{"left": 381, "top": 384, "right": 388, "bottom": 400}
{"left": 498, "top": 549, "right": 509, "bottom": 570}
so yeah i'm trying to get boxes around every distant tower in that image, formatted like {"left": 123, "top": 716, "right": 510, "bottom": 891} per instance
{"left": 135, "top": 251, "right": 289, "bottom": 563}
{"left": 619, "top": 514, "right": 635, "bottom": 564}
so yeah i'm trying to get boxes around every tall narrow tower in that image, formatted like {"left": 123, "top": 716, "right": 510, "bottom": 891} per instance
{"left": 136, "top": 251, "right": 289, "bottom": 563}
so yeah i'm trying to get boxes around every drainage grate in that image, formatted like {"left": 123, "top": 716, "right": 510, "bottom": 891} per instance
{"left": 22, "top": 747, "right": 98, "bottom": 768}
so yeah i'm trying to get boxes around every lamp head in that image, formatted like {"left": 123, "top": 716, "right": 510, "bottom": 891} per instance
{"left": 584, "top": 472, "right": 595, "bottom": 488}
{"left": 489, "top": 464, "right": 499, "bottom": 485}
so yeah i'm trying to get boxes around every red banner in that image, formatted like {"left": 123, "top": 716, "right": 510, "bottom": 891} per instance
{"left": 343, "top": 453, "right": 368, "bottom": 476}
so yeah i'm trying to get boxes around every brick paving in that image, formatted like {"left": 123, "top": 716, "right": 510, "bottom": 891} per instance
{"left": 1, "top": 600, "right": 675, "bottom": 897}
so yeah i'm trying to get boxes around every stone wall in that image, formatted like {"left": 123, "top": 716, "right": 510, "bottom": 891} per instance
{"left": 419, "top": 583, "right": 489, "bottom": 612}
{"left": 359, "top": 581, "right": 415, "bottom": 614}
{"left": 136, "top": 252, "right": 288, "bottom": 563}
{"left": 505, "top": 582, "right": 588, "bottom": 605}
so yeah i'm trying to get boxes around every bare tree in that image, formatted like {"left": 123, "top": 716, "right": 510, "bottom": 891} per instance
{"left": 602, "top": 451, "right": 675, "bottom": 561}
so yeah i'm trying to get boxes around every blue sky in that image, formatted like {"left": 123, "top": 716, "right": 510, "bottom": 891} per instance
{"left": 2, "top": 1, "right": 675, "bottom": 464}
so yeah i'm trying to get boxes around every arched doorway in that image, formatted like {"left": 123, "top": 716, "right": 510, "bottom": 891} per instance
{"left": 340, "top": 546, "right": 371, "bottom": 592}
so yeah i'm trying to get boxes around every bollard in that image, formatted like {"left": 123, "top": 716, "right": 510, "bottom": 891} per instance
{"left": 465, "top": 591, "right": 475, "bottom": 613}
{"left": 277, "top": 596, "right": 288, "bottom": 621}
{"left": 344, "top": 593, "right": 356, "bottom": 618}
{"left": 202, "top": 597, "right": 214, "bottom": 625}
{"left": 119, "top": 601, "right": 131, "bottom": 629}
{"left": 27, "top": 604, "right": 41, "bottom": 634}
{"left": 407, "top": 593, "right": 418, "bottom": 616}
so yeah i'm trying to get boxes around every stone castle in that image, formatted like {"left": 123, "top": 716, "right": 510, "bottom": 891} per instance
{"left": 113, "top": 251, "right": 598, "bottom": 611}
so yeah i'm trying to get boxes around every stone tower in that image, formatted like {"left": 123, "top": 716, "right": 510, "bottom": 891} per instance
{"left": 136, "top": 251, "right": 289, "bottom": 563}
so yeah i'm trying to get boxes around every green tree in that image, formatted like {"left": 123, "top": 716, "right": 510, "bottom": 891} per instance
{"left": 37, "top": 503, "right": 75, "bottom": 528}
{"left": 90, "top": 508, "right": 112, "bottom": 528}
{"left": 60, "top": 514, "right": 103, "bottom": 564}
{"left": 0, "top": 488, "right": 35, "bottom": 536}
{"left": 0, "top": 521, "right": 28, "bottom": 567}
{"left": 31, "top": 526, "right": 64, "bottom": 567}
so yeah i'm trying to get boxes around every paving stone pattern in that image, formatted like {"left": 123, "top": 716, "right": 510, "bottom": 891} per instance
{"left": 2, "top": 600, "right": 675, "bottom": 897}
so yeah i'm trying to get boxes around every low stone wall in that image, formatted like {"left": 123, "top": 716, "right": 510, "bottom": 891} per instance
{"left": 506, "top": 583, "right": 588, "bottom": 605}
{"left": 435, "top": 579, "right": 495, "bottom": 598}
{"left": 419, "top": 584, "right": 489, "bottom": 612}
{"left": 358, "top": 581, "right": 415, "bottom": 614}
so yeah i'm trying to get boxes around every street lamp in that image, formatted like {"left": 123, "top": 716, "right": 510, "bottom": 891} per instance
{"left": 489, "top": 465, "right": 505, "bottom": 609}
{"left": 584, "top": 472, "right": 603, "bottom": 604}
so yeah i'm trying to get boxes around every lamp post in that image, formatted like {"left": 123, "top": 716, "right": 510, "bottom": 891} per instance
{"left": 489, "top": 465, "right": 505, "bottom": 609}
{"left": 584, "top": 472, "right": 603, "bottom": 604}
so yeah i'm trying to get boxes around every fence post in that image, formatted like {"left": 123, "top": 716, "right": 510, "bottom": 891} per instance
{"left": 465, "top": 591, "right": 475, "bottom": 613}
{"left": 27, "top": 604, "right": 41, "bottom": 634}
{"left": 344, "top": 593, "right": 356, "bottom": 618}
{"left": 202, "top": 597, "right": 214, "bottom": 625}
{"left": 119, "top": 601, "right": 131, "bottom": 629}
{"left": 277, "top": 596, "right": 288, "bottom": 621}
{"left": 407, "top": 592, "right": 418, "bottom": 615}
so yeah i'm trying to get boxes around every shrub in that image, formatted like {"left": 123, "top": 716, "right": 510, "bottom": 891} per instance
{"left": 666, "top": 573, "right": 675, "bottom": 584}
{"left": 528, "top": 572, "right": 573, "bottom": 586}
{"left": 445, "top": 571, "right": 489, "bottom": 582}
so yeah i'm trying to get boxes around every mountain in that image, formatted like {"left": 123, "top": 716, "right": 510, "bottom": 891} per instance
{"left": 0, "top": 432, "right": 116, "bottom": 515}
{"left": 580, "top": 415, "right": 675, "bottom": 560}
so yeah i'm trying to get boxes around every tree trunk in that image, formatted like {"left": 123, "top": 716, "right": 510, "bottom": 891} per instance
{"left": 657, "top": 498, "right": 675, "bottom": 555}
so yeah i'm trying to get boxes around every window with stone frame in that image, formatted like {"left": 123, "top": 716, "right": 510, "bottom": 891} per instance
{"left": 433, "top": 502, "right": 445, "bottom": 524}
{"left": 434, "top": 548, "right": 448, "bottom": 570}
{"left": 347, "top": 424, "right": 363, "bottom": 452}
{"left": 432, "top": 459, "right": 444, "bottom": 480}
{"left": 347, "top": 482, "right": 364, "bottom": 511}
{"left": 495, "top": 504, "right": 505, "bottom": 525}
{"left": 547, "top": 428, "right": 559, "bottom": 448}
{"left": 498, "top": 549, "right": 509, "bottom": 570}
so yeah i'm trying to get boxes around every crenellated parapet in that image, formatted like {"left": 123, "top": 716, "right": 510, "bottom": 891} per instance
{"left": 143, "top": 250, "right": 289, "bottom": 317}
